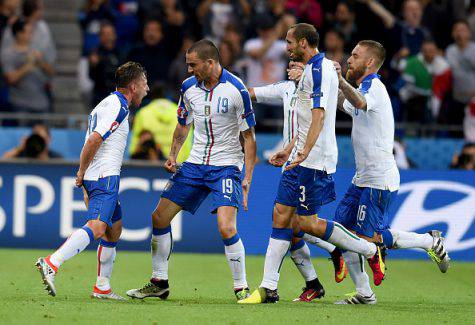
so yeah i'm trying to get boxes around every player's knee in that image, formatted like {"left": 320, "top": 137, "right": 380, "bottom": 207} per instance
{"left": 272, "top": 206, "right": 291, "bottom": 228}
{"left": 218, "top": 224, "right": 237, "bottom": 239}
{"left": 87, "top": 220, "right": 107, "bottom": 239}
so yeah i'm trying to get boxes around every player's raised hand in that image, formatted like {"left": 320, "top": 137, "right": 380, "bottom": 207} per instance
{"left": 269, "top": 149, "right": 291, "bottom": 167}
{"left": 285, "top": 150, "right": 308, "bottom": 170}
{"left": 164, "top": 157, "right": 177, "bottom": 173}
{"left": 242, "top": 179, "right": 251, "bottom": 211}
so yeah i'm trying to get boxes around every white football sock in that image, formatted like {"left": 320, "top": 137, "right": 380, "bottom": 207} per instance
{"left": 389, "top": 229, "right": 433, "bottom": 250}
{"left": 343, "top": 251, "right": 373, "bottom": 297}
{"left": 260, "top": 238, "right": 291, "bottom": 290}
{"left": 302, "top": 233, "right": 336, "bottom": 254}
{"left": 95, "top": 242, "right": 116, "bottom": 291}
{"left": 224, "top": 236, "right": 248, "bottom": 289}
{"left": 290, "top": 241, "right": 317, "bottom": 282}
{"left": 49, "top": 227, "right": 93, "bottom": 268}
{"left": 326, "top": 222, "right": 376, "bottom": 259}
{"left": 151, "top": 227, "right": 173, "bottom": 280}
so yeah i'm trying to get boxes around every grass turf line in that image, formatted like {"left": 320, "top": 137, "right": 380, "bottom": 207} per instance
{"left": 0, "top": 249, "right": 474, "bottom": 324}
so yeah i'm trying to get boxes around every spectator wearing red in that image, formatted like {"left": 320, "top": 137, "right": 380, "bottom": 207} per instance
{"left": 285, "top": 0, "right": 323, "bottom": 28}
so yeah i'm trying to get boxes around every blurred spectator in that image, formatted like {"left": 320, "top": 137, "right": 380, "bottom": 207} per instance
{"left": 2, "top": 123, "right": 62, "bottom": 159}
{"left": 110, "top": 0, "right": 140, "bottom": 47}
{"left": 399, "top": 40, "right": 451, "bottom": 122}
{"left": 0, "top": 0, "right": 20, "bottom": 40}
{"left": 362, "top": 0, "right": 431, "bottom": 61}
{"left": 450, "top": 142, "right": 475, "bottom": 170}
{"left": 129, "top": 83, "right": 192, "bottom": 162}
{"left": 393, "top": 137, "right": 417, "bottom": 169}
{"left": 324, "top": 29, "right": 349, "bottom": 77}
{"left": 464, "top": 98, "right": 475, "bottom": 142}
{"left": 78, "top": 0, "right": 114, "bottom": 56}
{"left": 198, "top": 0, "right": 250, "bottom": 43}
{"left": 446, "top": 20, "right": 475, "bottom": 125}
{"left": 130, "top": 129, "right": 163, "bottom": 161}
{"left": 168, "top": 35, "right": 194, "bottom": 99}
{"left": 285, "top": 0, "right": 323, "bottom": 28}
{"left": 222, "top": 23, "right": 244, "bottom": 58}
{"left": 1, "top": 18, "right": 53, "bottom": 113}
{"left": 243, "top": 14, "right": 286, "bottom": 87}
{"left": 89, "top": 22, "right": 123, "bottom": 106}
{"left": 332, "top": 1, "right": 362, "bottom": 52}
{"left": 1, "top": 0, "right": 56, "bottom": 64}
{"left": 219, "top": 40, "right": 237, "bottom": 73}
{"left": 127, "top": 19, "right": 172, "bottom": 87}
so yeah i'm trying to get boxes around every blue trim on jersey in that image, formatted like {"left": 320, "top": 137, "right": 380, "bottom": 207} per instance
{"left": 182, "top": 76, "right": 198, "bottom": 93}
{"left": 177, "top": 77, "right": 197, "bottom": 125}
{"left": 153, "top": 226, "right": 172, "bottom": 236}
{"left": 223, "top": 233, "right": 240, "bottom": 246}
{"left": 99, "top": 239, "right": 117, "bottom": 248}
{"left": 295, "top": 230, "right": 305, "bottom": 238}
{"left": 290, "top": 239, "right": 306, "bottom": 251}
{"left": 225, "top": 69, "right": 256, "bottom": 128}
{"left": 102, "top": 91, "right": 129, "bottom": 140}
{"left": 309, "top": 53, "right": 325, "bottom": 108}
{"left": 360, "top": 73, "right": 380, "bottom": 94}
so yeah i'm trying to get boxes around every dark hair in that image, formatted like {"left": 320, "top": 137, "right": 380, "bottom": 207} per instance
{"left": 186, "top": 39, "right": 220, "bottom": 62}
{"left": 289, "top": 23, "right": 320, "bottom": 47}
{"left": 24, "top": 134, "right": 46, "bottom": 158}
{"left": 452, "top": 19, "right": 471, "bottom": 30}
{"left": 12, "top": 18, "right": 27, "bottom": 37}
{"left": 115, "top": 62, "right": 147, "bottom": 88}
{"left": 357, "top": 40, "right": 386, "bottom": 68}
{"left": 22, "top": 0, "right": 40, "bottom": 18}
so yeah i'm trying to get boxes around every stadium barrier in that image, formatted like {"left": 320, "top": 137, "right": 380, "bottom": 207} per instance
{"left": 0, "top": 161, "right": 474, "bottom": 261}
{"left": 0, "top": 127, "right": 465, "bottom": 169}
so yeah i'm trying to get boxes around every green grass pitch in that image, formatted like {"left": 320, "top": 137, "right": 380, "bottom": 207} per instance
{"left": 1, "top": 249, "right": 474, "bottom": 324}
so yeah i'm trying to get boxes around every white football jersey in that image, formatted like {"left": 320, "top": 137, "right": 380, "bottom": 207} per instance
{"left": 342, "top": 74, "right": 400, "bottom": 191}
{"left": 254, "top": 80, "right": 297, "bottom": 147}
{"left": 293, "top": 53, "right": 338, "bottom": 172}
{"left": 84, "top": 91, "right": 129, "bottom": 181}
{"left": 178, "top": 69, "right": 256, "bottom": 170}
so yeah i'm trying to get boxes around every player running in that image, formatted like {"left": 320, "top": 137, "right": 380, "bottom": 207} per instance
{"left": 248, "top": 63, "right": 347, "bottom": 302}
{"left": 332, "top": 40, "right": 450, "bottom": 305}
{"left": 127, "top": 39, "right": 257, "bottom": 301}
{"left": 239, "top": 24, "right": 385, "bottom": 305}
{"left": 35, "top": 62, "right": 149, "bottom": 299}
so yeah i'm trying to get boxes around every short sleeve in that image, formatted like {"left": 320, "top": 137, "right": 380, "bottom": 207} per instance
{"left": 254, "top": 82, "right": 286, "bottom": 105}
{"left": 236, "top": 87, "right": 256, "bottom": 131}
{"left": 361, "top": 83, "right": 378, "bottom": 112}
{"left": 309, "top": 62, "right": 330, "bottom": 110}
{"left": 93, "top": 99, "right": 127, "bottom": 140}
{"left": 177, "top": 91, "right": 193, "bottom": 125}
{"left": 1, "top": 50, "right": 15, "bottom": 73}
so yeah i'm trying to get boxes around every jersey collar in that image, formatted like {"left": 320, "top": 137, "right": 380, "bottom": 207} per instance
{"left": 359, "top": 73, "right": 380, "bottom": 93}
{"left": 112, "top": 91, "right": 129, "bottom": 109}
{"left": 307, "top": 52, "right": 325, "bottom": 65}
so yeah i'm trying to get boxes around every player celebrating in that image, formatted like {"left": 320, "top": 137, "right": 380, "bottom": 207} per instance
{"left": 332, "top": 40, "right": 450, "bottom": 305}
{"left": 127, "top": 40, "right": 257, "bottom": 301}
{"left": 35, "top": 62, "right": 149, "bottom": 299}
{"left": 239, "top": 24, "right": 385, "bottom": 304}
{"left": 248, "top": 63, "right": 348, "bottom": 302}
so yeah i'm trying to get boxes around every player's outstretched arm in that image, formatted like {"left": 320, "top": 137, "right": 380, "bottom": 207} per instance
{"left": 334, "top": 61, "right": 367, "bottom": 110}
{"left": 286, "top": 108, "right": 324, "bottom": 170}
{"left": 166, "top": 123, "right": 191, "bottom": 173}
{"left": 76, "top": 132, "right": 103, "bottom": 187}
{"left": 241, "top": 127, "right": 257, "bottom": 211}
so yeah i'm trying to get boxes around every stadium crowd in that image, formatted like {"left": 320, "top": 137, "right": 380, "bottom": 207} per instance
{"left": 0, "top": 0, "right": 474, "bottom": 168}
